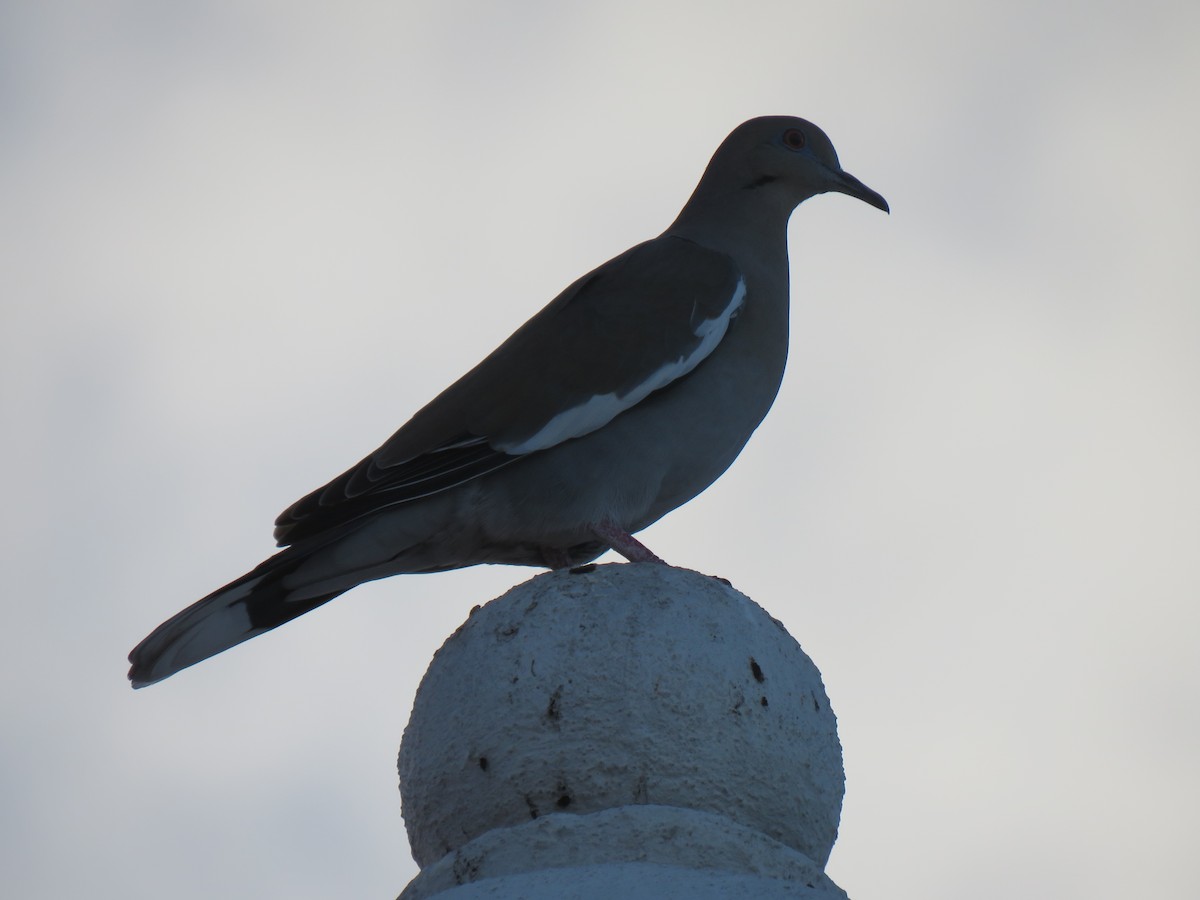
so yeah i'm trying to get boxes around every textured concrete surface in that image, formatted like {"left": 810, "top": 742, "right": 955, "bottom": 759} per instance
{"left": 405, "top": 861, "right": 847, "bottom": 899}
{"left": 398, "top": 563, "right": 845, "bottom": 898}
{"left": 398, "top": 805, "right": 848, "bottom": 899}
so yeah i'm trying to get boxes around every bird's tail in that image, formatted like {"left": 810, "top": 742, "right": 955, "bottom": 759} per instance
{"left": 128, "top": 548, "right": 346, "bottom": 688}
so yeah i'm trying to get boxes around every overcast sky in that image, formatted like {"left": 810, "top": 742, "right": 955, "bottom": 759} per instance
{"left": 3, "top": 2, "right": 1198, "bottom": 898}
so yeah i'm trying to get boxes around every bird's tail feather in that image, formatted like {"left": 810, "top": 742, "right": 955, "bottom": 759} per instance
{"left": 128, "top": 548, "right": 346, "bottom": 688}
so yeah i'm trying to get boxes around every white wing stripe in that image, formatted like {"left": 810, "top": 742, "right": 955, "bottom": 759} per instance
{"left": 499, "top": 277, "right": 747, "bottom": 454}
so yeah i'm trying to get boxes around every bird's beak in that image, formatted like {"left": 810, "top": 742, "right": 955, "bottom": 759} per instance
{"left": 829, "top": 169, "right": 889, "bottom": 214}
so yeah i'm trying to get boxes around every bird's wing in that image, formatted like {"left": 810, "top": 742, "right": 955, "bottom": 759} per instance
{"left": 273, "top": 235, "right": 744, "bottom": 545}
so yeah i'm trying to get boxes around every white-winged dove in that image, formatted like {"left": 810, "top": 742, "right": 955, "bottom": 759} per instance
{"left": 129, "top": 115, "right": 888, "bottom": 688}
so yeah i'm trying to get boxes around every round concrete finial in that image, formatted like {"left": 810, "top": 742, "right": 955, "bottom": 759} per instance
{"left": 398, "top": 563, "right": 845, "bottom": 897}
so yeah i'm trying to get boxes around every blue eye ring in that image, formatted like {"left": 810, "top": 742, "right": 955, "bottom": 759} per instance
{"left": 782, "top": 128, "right": 806, "bottom": 151}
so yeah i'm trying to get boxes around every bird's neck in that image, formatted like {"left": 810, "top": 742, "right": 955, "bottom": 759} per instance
{"left": 665, "top": 183, "right": 802, "bottom": 264}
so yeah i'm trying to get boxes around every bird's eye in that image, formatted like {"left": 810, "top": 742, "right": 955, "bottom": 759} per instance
{"left": 782, "top": 129, "right": 806, "bottom": 151}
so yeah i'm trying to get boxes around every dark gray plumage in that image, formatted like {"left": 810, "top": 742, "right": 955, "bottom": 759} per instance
{"left": 128, "top": 115, "right": 888, "bottom": 688}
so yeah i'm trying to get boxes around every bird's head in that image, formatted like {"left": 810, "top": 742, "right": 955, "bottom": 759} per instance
{"left": 671, "top": 116, "right": 888, "bottom": 240}
{"left": 733, "top": 115, "right": 889, "bottom": 212}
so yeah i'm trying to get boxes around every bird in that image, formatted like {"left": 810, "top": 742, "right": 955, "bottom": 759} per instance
{"left": 128, "top": 115, "right": 888, "bottom": 688}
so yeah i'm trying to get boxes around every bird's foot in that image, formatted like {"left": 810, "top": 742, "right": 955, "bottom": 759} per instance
{"left": 541, "top": 548, "right": 576, "bottom": 570}
{"left": 591, "top": 521, "right": 668, "bottom": 565}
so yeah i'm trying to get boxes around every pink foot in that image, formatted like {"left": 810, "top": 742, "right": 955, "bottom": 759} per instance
{"left": 591, "top": 521, "right": 669, "bottom": 565}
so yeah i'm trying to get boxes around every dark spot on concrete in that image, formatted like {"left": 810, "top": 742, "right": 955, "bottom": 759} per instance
{"left": 545, "top": 686, "right": 563, "bottom": 721}
{"left": 750, "top": 657, "right": 765, "bottom": 682}
{"left": 452, "top": 853, "right": 482, "bottom": 884}
{"left": 760, "top": 696, "right": 768, "bottom": 707}
{"left": 524, "top": 794, "right": 539, "bottom": 819}
{"left": 812, "top": 695, "right": 821, "bottom": 712}
{"left": 478, "top": 757, "right": 489, "bottom": 772}
{"left": 570, "top": 563, "right": 597, "bottom": 575}
{"left": 555, "top": 777, "right": 571, "bottom": 808}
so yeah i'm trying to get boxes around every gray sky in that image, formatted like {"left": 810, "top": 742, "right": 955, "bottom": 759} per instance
{"left": 3, "top": 2, "right": 1198, "bottom": 897}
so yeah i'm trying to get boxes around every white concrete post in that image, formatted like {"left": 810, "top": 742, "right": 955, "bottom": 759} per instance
{"left": 397, "top": 563, "right": 848, "bottom": 899}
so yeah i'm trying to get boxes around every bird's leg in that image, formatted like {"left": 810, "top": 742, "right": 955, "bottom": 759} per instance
{"left": 591, "top": 520, "right": 669, "bottom": 565}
